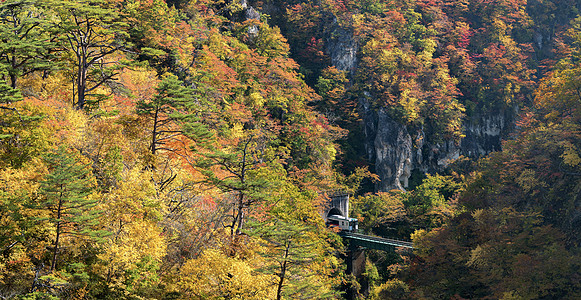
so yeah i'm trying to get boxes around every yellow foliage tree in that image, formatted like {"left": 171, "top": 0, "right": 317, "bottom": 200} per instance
{"left": 97, "top": 167, "right": 166, "bottom": 297}
{"left": 177, "top": 248, "right": 275, "bottom": 299}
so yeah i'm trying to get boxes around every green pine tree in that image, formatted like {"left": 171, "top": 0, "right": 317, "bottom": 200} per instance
{"left": 0, "top": 0, "right": 56, "bottom": 89}
{"left": 0, "top": 78, "right": 22, "bottom": 124}
{"left": 136, "top": 74, "right": 192, "bottom": 155}
{"left": 49, "top": 0, "right": 130, "bottom": 110}
{"left": 247, "top": 219, "right": 338, "bottom": 300}
{"left": 190, "top": 134, "right": 275, "bottom": 239}
{"left": 39, "top": 146, "right": 102, "bottom": 272}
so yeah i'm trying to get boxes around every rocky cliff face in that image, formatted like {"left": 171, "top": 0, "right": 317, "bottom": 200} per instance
{"left": 328, "top": 28, "right": 516, "bottom": 192}
{"left": 362, "top": 99, "right": 514, "bottom": 191}
{"left": 326, "top": 23, "right": 358, "bottom": 73}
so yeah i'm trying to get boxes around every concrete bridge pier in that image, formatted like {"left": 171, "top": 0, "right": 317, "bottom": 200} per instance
{"left": 346, "top": 242, "right": 369, "bottom": 299}
{"left": 346, "top": 243, "right": 366, "bottom": 277}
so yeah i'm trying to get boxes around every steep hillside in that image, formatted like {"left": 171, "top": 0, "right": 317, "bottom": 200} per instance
{"left": 252, "top": 0, "right": 581, "bottom": 191}
{"left": 1, "top": 0, "right": 581, "bottom": 299}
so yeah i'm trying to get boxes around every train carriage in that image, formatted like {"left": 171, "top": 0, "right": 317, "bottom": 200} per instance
{"left": 327, "top": 214, "right": 358, "bottom": 232}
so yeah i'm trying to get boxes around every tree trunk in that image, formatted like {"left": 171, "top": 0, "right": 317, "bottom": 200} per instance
{"left": 151, "top": 107, "right": 159, "bottom": 154}
{"left": 50, "top": 195, "right": 63, "bottom": 272}
{"left": 10, "top": 73, "right": 17, "bottom": 89}
{"left": 235, "top": 192, "right": 245, "bottom": 236}
{"left": 276, "top": 242, "right": 291, "bottom": 300}
{"left": 77, "top": 61, "right": 86, "bottom": 110}
{"left": 10, "top": 55, "right": 17, "bottom": 89}
{"left": 76, "top": 40, "right": 88, "bottom": 110}
{"left": 50, "top": 221, "right": 60, "bottom": 272}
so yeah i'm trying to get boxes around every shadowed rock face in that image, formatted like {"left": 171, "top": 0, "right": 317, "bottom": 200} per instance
{"left": 327, "top": 26, "right": 357, "bottom": 73}
{"left": 373, "top": 109, "right": 413, "bottom": 191}
{"left": 460, "top": 113, "right": 507, "bottom": 157}
{"left": 240, "top": 0, "right": 260, "bottom": 36}
{"left": 362, "top": 101, "right": 514, "bottom": 191}
{"left": 325, "top": 27, "right": 515, "bottom": 191}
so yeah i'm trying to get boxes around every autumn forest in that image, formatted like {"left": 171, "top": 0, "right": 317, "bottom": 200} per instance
{"left": 1, "top": 0, "right": 581, "bottom": 298}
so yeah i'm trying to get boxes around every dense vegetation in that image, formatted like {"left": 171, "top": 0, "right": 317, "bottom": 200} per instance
{"left": 1, "top": 0, "right": 581, "bottom": 299}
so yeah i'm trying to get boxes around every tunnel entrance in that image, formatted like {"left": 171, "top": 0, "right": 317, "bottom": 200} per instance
{"left": 327, "top": 207, "right": 344, "bottom": 218}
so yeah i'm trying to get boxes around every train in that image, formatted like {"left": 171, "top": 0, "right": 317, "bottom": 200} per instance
{"left": 327, "top": 214, "right": 358, "bottom": 232}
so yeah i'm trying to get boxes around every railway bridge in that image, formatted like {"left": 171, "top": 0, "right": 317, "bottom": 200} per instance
{"left": 322, "top": 191, "right": 414, "bottom": 278}
{"left": 340, "top": 232, "right": 413, "bottom": 250}
{"left": 322, "top": 192, "right": 414, "bottom": 298}
{"left": 322, "top": 191, "right": 413, "bottom": 249}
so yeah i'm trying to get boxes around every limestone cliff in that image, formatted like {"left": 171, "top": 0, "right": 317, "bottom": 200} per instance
{"left": 328, "top": 27, "right": 516, "bottom": 191}
{"left": 362, "top": 99, "right": 515, "bottom": 191}
{"left": 326, "top": 23, "right": 357, "bottom": 73}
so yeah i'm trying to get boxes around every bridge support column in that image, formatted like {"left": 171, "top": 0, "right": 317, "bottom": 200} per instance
{"left": 346, "top": 243, "right": 368, "bottom": 299}
{"left": 340, "top": 233, "right": 413, "bottom": 299}
{"left": 347, "top": 243, "right": 366, "bottom": 277}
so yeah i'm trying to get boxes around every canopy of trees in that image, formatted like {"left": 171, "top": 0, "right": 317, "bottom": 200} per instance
{"left": 1, "top": 0, "right": 581, "bottom": 299}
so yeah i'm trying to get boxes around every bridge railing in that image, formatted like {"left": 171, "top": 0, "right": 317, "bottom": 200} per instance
{"left": 339, "top": 232, "right": 414, "bottom": 251}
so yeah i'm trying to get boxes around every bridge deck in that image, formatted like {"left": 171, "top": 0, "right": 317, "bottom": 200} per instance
{"left": 340, "top": 232, "right": 414, "bottom": 251}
